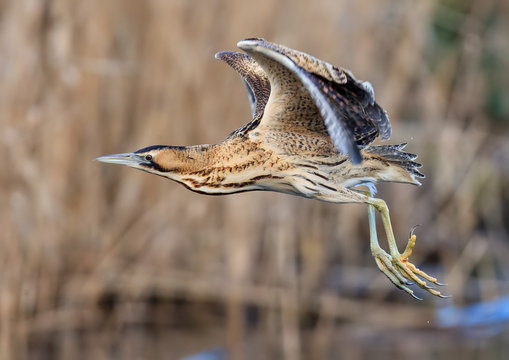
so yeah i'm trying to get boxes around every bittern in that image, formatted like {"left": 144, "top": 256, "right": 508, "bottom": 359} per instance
{"left": 97, "top": 38, "right": 446, "bottom": 299}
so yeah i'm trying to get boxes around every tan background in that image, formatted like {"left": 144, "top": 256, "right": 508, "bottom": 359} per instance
{"left": 1, "top": 0, "right": 508, "bottom": 359}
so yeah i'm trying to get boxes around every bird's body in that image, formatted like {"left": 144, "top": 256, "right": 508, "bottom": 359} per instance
{"left": 135, "top": 137, "right": 417, "bottom": 202}
{"left": 97, "top": 38, "right": 445, "bottom": 299}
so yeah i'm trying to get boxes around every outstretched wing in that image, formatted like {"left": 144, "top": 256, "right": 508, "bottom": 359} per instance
{"left": 237, "top": 38, "right": 391, "bottom": 164}
{"left": 215, "top": 51, "right": 271, "bottom": 122}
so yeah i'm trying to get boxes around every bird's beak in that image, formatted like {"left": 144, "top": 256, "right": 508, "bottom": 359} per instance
{"left": 95, "top": 153, "right": 149, "bottom": 168}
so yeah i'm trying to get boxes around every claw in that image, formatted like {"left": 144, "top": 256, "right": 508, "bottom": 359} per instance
{"left": 394, "top": 281, "right": 422, "bottom": 300}
{"left": 438, "top": 294, "right": 452, "bottom": 299}
{"left": 410, "top": 293, "right": 423, "bottom": 301}
{"left": 409, "top": 224, "right": 422, "bottom": 237}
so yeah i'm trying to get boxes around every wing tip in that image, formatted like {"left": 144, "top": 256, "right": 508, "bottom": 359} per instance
{"left": 214, "top": 51, "right": 229, "bottom": 60}
{"left": 237, "top": 37, "right": 266, "bottom": 50}
{"left": 349, "top": 149, "right": 363, "bottom": 164}
{"left": 334, "top": 136, "right": 363, "bottom": 164}
{"left": 214, "top": 51, "right": 229, "bottom": 61}
{"left": 215, "top": 50, "right": 246, "bottom": 62}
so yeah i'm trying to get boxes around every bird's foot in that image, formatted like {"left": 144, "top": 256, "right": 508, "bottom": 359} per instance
{"left": 372, "top": 233, "right": 448, "bottom": 300}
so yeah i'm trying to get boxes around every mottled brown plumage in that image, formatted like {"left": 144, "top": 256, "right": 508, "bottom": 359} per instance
{"left": 97, "top": 38, "right": 446, "bottom": 299}
{"left": 215, "top": 51, "right": 270, "bottom": 122}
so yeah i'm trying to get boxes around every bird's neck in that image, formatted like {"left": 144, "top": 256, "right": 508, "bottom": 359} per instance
{"left": 153, "top": 138, "right": 275, "bottom": 194}
{"left": 154, "top": 144, "right": 219, "bottom": 175}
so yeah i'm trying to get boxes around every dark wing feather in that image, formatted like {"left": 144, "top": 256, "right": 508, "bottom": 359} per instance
{"left": 215, "top": 51, "right": 270, "bottom": 121}
{"left": 237, "top": 38, "right": 391, "bottom": 164}
{"left": 309, "top": 72, "right": 389, "bottom": 146}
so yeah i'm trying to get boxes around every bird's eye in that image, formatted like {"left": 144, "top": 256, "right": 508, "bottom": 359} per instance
{"left": 145, "top": 154, "right": 153, "bottom": 161}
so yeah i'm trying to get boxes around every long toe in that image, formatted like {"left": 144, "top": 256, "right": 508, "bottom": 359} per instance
{"left": 394, "top": 257, "right": 447, "bottom": 298}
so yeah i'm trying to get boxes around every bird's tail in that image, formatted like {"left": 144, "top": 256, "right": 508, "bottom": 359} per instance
{"left": 363, "top": 143, "right": 425, "bottom": 186}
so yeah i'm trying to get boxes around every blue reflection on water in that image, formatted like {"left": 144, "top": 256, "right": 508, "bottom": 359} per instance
{"left": 181, "top": 347, "right": 226, "bottom": 360}
{"left": 437, "top": 295, "right": 509, "bottom": 335}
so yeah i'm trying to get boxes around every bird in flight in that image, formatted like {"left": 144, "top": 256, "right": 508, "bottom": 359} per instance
{"left": 97, "top": 38, "right": 446, "bottom": 299}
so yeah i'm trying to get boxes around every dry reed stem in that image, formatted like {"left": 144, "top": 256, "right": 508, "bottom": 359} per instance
{"left": 0, "top": 0, "right": 507, "bottom": 358}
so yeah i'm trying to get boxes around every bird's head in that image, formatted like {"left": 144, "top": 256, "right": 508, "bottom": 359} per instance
{"left": 95, "top": 145, "right": 182, "bottom": 175}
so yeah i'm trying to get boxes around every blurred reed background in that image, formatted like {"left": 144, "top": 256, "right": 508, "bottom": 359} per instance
{"left": 1, "top": 0, "right": 508, "bottom": 359}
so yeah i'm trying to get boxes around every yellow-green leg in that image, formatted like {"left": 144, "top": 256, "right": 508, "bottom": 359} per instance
{"left": 368, "top": 198, "right": 448, "bottom": 299}
{"left": 367, "top": 202, "right": 421, "bottom": 299}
